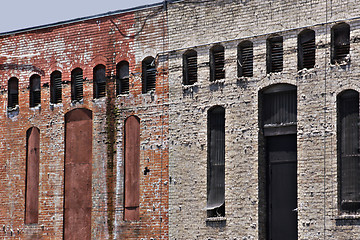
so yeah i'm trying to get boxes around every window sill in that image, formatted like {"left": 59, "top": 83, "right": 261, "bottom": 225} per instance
{"left": 206, "top": 216, "right": 226, "bottom": 222}
{"left": 336, "top": 214, "right": 360, "bottom": 220}
{"left": 206, "top": 217, "right": 226, "bottom": 227}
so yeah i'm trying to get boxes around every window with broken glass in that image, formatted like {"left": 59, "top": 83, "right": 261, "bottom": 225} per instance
{"left": 237, "top": 41, "right": 253, "bottom": 77}
{"left": 116, "top": 61, "right": 129, "bottom": 95}
{"left": 8, "top": 77, "right": 19, "bottom": 109}
{"left": 93, "top": 64, "right": 106, "bottom": 99}
{"left": 338, "top": 90, "right": 360, "bottom": 213}
{"left": 30, "top": 74, "right": 41, "bottom": 108}
{"left": 207, "top": 106, "right": 225, "bottom": 218}
{"left": 142, "top": 56, "right": 156, "bottom": 93}
{"left": 331, "top": 22, "right": 350, "bottom": 64}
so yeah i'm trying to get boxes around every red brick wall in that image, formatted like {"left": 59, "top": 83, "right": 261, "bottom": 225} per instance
{"left": 0, "top": 5, "right": 168, "bottom": 239}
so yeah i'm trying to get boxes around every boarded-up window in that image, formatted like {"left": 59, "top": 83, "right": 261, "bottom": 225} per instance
{"left": 50, "top": 71, "right": 62, "bottom": 104}
{"left": 116, "top": 61, "right": 129, "bottom": 95}
{"left": 93, "top": 64, "right": 106, "bottom": 99}
{"left": 8, "top": 77, "right": 19, "bottom": 109}
{"left": 210, "top": 45, "right": 225, "bottom": 81}
{"left": 142, "top": 57, "right": 156, "bottom": 93}
{"left": 338, "top": 90, "right": 360, "bottom": 212}
{"left": 267, "top": 36, "right": 283, "bottom": 73}
{"left": 207, "top": 106, "right": 225, "bottom": 218}
{"left": 237, "top": 41, "right": 253, "bottom": 77}
{"left": 298, "top": 29, "right": 315, "bottom": 70}
{"left": 30, "top": 74, "right": 41, "bottom": 108}
{"left": 64, "top": 108, "right": 92, "bottom": 239}
{"left": 183, "top": 50, "right": 197, "bottom": 85}
{"left": 25, "top": 127, "right": 40, "bottom": 224}
{"left": 331, "top": 23, "right": 350, "bottom": 64}
{"left": 124, "top": 116, "right": 140, "bottom": 221}
{"left": 71, "top": 68, "right": 83, "bottom": 102}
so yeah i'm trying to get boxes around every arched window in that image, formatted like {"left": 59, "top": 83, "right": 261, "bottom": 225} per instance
{"left": 142, "top": 57, "right": 156, "bottom": 93}
{"left": 210, "top": 45, "right": 225, "bottom": 81}
{"left": 267, "top": 35, "right": 283, "bottom": 73}
{"left": 50, "top": 71, "right": 62, "bottom": 104}
{"left": 237, "top": 41, "right": 253, "bottom": 77}
{"left": 30, "top": 74, "right": 41, "bottom": 108}
{"left": 124, "top": 115, "right": 140, "bottom": 221}
{"left": 8, "top": 77, "right": 19, "bottom": 109}
{"left": 331, "top": 22, "right": 350, "bottom": 64}
{"left": 207, "top": 106, "right": 225, "bottom": 218}
{"left": 337, "top": 90, "right": 360, "bottom": 212}
{"left": 116, "top": 61, "right": 129, "bottom": 95}
{"left": 183, "top": 49, "right": 197, "bottom": 85}
{"left": 298, "top": 29, "right": 315, "bottom": 70}
{"left": 93, "top": 64, "right": 106, "bottom": 99}
{"left": 71, "top": 68, "right": 83, "bottom": 102}
{"left": 25, "top": 127, "right": 40, "bottom": 224}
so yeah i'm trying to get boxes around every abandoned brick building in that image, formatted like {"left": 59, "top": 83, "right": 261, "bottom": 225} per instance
{"left": 1, "top": 0, "right": 360, "bottom": 239}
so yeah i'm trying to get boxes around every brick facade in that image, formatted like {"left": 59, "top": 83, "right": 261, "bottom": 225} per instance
{"left": 1, "top": 0, "right": 360, "bottom": 239}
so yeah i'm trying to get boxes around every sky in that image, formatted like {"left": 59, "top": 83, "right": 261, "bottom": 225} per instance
{"left": 0, "top": 0, "right": 162, "bottom": 33}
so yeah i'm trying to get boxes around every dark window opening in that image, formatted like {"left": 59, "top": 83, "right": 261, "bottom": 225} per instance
{"left": 93, "top": 64, "right": 106, "bottom": 99}
{"left": 210, "top": 45, "right": 225, "bottom": 81}
{"left": 237, "top": 41, "right": 253, "bottom": 77}
{"left": 116, "top": 61, "right": 129, "bottom": 95}
{"left": 298, "top": 29, "right": 315, "bottom": 70}
{"left": 331, "top": 23, "right": 350, "bottom": 64}
{"left": 30, "top": 74, "right": 41, "bottom": 108}
{"left": 50, "top": 71, "right": 62, "bottom": 104}
{"left": 142, "top": 56, "right": 156, "bottom": 93}
{"left": 267, "top": 36, "right": 283, "bottom": 73}
{"left": 8, "top": 77, "right": 19, "bottom": 109}
{"left": 183, "top": 50, "right": 197, "bottom": 85}
{"left": 338, "top": 90, "right": 360, "bottom": 212}
{"left": 71, "top": 68, "right": 83, "bottom": 102}
{"left": 25, "top": 127, "right": 40, "bottom": 224}
{"left": 207, "top": 106, "right": 225, "bottom": 218}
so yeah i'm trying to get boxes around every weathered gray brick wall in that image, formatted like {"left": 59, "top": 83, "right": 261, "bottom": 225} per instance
{"left": 167, "top": 0, "right": 360, "bottom": 239}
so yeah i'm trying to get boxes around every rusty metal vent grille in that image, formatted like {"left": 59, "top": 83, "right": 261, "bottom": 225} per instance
{"left": 210, "top": 45, "right": 225, "bottom": 81}
{"left": 71, "top": 68, "right": 83, "bottom": 102}
{"left": 8, "top": 77, "right": 19, "bottom": 108}
{"left": 117, "top": 61, "right": 129, "bottom": 95}
{"left": 183, "top": 50, "right": 197, "bottom": 85}
{"left": 267, "top": 36, "right": 283, "bottom": 73}
{"left": 238, "top": 41, "right": 253, "bottom": 77}
{"left": 30, "top": 75, "right": 41, "bottom": 108}
{"left": 332, "top": 23, "right": 350, "bottom": 64}
{"left": 142, "top": 57, "right": 156, "bottom": 93}
{"left": 50, "top": 71, "right": 62, "bottom": 104}
{"left": 298, "top": 30, "right": 315, "bottom": 70}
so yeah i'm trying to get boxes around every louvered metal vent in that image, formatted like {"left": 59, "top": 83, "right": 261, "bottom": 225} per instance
{"left": 142, "top": 57, "right": 156, "bottom": 93}
{"left": 267, "top": 36, "right": 283, "bottom": 73}
{"left": 332, "top": 23, "right": 350, "bottom": 64}
{"left": 30, "top": 75, "right": 41, "bottom": 108}
{"left": 298, "top": 30, "right": 315, "bottom": 70}
{"left": 51, "top": 71, "right": 62, "bottom": 104}
{"left": 94, "top": 65, "right": 106, "bottom": 99}
{"left": 71, "top": 69, "right": 83, "bottom": 102}
{"left": 210, "top": 46, "right": 225, "bottom": 81}
{"left": 238, "top": 41, "right": 253, "bottom": 77}
{"left": 117, "top": 61, "right": 129, "bottom": 95}
{"left": 183, "top": 50, "right": 197, "bottom": 85}
{"left": 8, "top": 78, "right": 18, "bottom": 108}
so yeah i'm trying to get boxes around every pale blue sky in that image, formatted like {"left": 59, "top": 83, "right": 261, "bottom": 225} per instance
{"left": 0, "top": 0, "right": 162, "bottom": 33}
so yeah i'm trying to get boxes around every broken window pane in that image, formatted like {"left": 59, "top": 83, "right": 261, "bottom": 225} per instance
{"left": 142, "top": 56, "right": 156, "bottom": 93}
{"left": 210, "top": 45, "right": 225, "bottom": 81}
{"left": 332, "top": 22, "right": 350, "bottom": 64}
{"left": 298, "top": 29, "right": 315, "bottom": 70}
{"left": 30, "top": 74, "right": 41, "bottom": 108}
{"left": 8, "top": 77, "right": 19, "bottom": 109}
{"left": 116, "top": 61, "right": 129, "bottom": 95}
{"left": 238, "top": 41, "right": 253, "bottom": 77}
{"left": 267, "top": 36, "right": 283, "bottom": 73}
